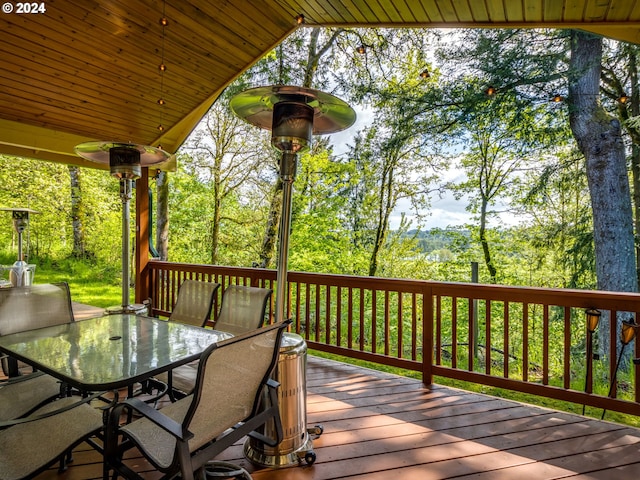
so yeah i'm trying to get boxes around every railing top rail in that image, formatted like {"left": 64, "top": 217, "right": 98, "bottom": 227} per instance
{"left": 149, "top": 260, "right": 640, "bottom": 309}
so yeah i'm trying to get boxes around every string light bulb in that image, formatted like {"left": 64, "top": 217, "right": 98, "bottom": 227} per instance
{"left": 618, "top": 94, "right": 630, "bottom": 104}
{"left": 552, "top": 94, "right": 563, "bottom": 103}
{"left": 485, "top": 86, "right": 496, "bottom": 96}
{"left": 296, "top": 14, "right": 305, "bottom": 24}
{"left": 420, "top": 69, "right": 430, "bottom": 79}
{"left": 356, "top": 45, "right": 366, "bottom": 55}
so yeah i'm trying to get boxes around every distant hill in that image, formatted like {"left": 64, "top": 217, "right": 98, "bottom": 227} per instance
{"left": 404, "top": 228, "right": 472, "bottom": 254}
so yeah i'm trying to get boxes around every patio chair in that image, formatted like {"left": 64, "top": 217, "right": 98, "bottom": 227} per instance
{"left": 169, "top": 279, "right": 221, "bottom": 327}
{"left": 163, "top": 285, "right": 273, "bottom": 400}
{"left": 105, "top": 320, "right": 290, "bottom": 480}
{"left": 0, "top": 391, "right": 106, "bottom": 480}
{"left": 213, "top": 285, "right": 273, "bottom": 335}
{"left": 0, "top": 372, "right": 64, "bottom": 421}
{"left": 0, "top": 283, "right": 74, "bottom": 420}
{"left": 145, "top": 280, "right": 220, "bottom": 401}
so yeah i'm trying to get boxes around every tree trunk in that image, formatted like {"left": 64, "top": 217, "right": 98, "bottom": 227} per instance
{"left": 568, "top": 30, "right": 638, "bottom": 364}
{"left": 68, "top": 165, "right": 87, "bottom": 258}
{"left": 628, "top": 50, "right": 640, "bottom": 287}
{"left": 632, "top": 143, "right": 640, "bottom": 287}
{"left": 479, "top": 197, "right": 497, "bottom": 283}
{"left": 156, "top": 171, "right": 169, "bottom": 261}
{"left": 257, "top": 177, "right": 283, "bottom": 268}
{"left": 210, "top": 183, "right": 221, "bottom": 265}
{"left": 368, "top": 163, "right": 394, "bottom": 277}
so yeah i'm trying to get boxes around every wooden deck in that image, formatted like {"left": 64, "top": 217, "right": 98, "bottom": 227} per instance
{"left": 35, "top": 356, "right": 640, "bottom": 480}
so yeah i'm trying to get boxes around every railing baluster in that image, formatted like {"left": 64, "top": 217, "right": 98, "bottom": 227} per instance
{"left": 543, "top": 305, "right": 550, "bottom": 385}
{"left": 503, "top": 302, "right": 509, "bottom": 378}
{"left": 452, "top": 296, "right": 458, "bottom": 369}
{"left": 485, "top": 300, "right": 491, "bottom": 375}
{"left": 435, "top": 295, "right": 442, "bottom": 365}
{"left": 348, "top": 286, "right": 353, "bottom": 349}
{"left": 411, "top": 293, "right": 417, "bottom": 361}
{"left": 359, "top": 289, "right": 365, "bottom": 351}
{"left": 336, "top": 286, "right": 342, "bottom": 347}
{"left": 371, "top": 289, "right": 377, "bottom": 354}
{"left": 523, "top": 303, "right": 529, "bottom": 382}
{"left": 468, "top": 295, "right": 474, "bottom": 371}
{"left": 564, "top": 306, "right": 571, "bottom": 389}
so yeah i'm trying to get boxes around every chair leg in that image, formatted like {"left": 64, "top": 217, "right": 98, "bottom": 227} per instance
{"left": 57, "top": 450, "right": 73, "bottom": 473}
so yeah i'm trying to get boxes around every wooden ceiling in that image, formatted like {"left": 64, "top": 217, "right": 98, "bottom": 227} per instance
{"left": 1, "top": 0, "right": 639, "bottom": 170}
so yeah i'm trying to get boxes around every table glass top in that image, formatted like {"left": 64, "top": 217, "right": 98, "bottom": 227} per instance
{"left": 0, "top": 314, "right": 232, "bottom": 390}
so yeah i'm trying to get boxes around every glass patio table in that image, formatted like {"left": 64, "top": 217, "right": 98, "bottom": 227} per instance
{"left": 0, "top": 313, "right": 231, "bottom": 392}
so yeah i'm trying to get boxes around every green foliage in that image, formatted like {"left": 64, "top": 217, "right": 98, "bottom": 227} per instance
{"left": 0, "top": 156, "right": 120, "bottom": 264}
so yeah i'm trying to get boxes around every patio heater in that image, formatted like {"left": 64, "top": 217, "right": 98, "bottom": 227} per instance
{"left": 230, "top": 85, "right": 355, "bottom": 468}
{"left": 230, "top": 85, "right": 356, "bottom": 323}
{"left": 0, "top": 207, "right": 38, "bottom": 287}
{"left": 74, "top": 142, "right": 171, "bottom": 314}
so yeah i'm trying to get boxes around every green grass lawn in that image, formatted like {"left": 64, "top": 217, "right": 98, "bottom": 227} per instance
{"left": 5, "top": 255, "right": 123, "bottom": 308}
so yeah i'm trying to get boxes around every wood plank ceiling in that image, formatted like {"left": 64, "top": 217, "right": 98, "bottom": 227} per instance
{"left": 1, "top": 0, "right": 639, "bottom": 170}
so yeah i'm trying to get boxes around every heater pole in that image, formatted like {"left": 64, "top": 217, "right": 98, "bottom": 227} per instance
{"left": 275, "top": 152, "right": 297, "bottom": 323}
{"left": 120, "top": 178, "right": 133, "bottom": 309}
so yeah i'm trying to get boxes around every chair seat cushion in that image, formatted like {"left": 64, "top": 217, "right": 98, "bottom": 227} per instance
{"left": 0, "top": 397, "right": 103, "bottom": 480}
{"left": 120, "top": 397, "right": 192, "bottom": 469}
{"left": 121, "top": 392, "right": 250, "bottom": 469}
{"left": 0, "top": 373, "right": 61, "bottom": 421}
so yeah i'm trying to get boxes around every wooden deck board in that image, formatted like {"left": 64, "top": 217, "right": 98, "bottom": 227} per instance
{"left": 33, "top": 356, "right": 640, "bottom": 480}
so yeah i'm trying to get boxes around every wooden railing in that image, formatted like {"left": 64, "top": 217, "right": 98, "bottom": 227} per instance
{"left": 145, "top": 260, "right": 640, "bottom": 416}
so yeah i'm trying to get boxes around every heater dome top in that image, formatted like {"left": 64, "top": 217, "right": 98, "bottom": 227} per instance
{"left": 229, "top": 85, "right": 356, "bottom": 135}
{"left": 74, "top": 142, "right": 172, "bottom": 166}
{"left": 0, "top": 207, "right": 39, "bottom": 214}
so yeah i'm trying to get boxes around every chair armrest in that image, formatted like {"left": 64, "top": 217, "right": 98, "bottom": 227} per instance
{"left": 111, "top": 397, "right": 194, "bottom": 442}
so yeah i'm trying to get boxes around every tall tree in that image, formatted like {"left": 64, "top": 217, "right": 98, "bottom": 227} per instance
{"left": 155, "top": 171, "right": 169, "bottom": 260}
{"left": 601, "top": 42, "right": 640, "bottom": 286}
{"left": 568, "top": 31, "right": 637, "bottom": 360}
{"left": 68, "top": 165, "right": 88, "bottom": 258}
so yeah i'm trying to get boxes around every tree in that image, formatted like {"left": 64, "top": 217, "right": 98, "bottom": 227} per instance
{"left": 180, "top": 99, "right": 271, "bottom": 264}
{"left": 601, "top": 42, "right": 640, "bottom": 286}
{"left": 68, "top": 165, "right": 88, "bottom": 258}
{"left": 568, "top": 30, "right": 637, "bottom": 361}
{"left": 518, "top": 148, "right": 595, "bottom": 289}
{"left": 155, "top": 171, "right": 169, "bottom": 260}
{"left": 430, "top": 29, "right": 570, "bottom": 283}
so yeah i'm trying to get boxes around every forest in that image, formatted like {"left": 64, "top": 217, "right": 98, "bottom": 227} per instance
{"left": 0, "top": 27, "right": 638, "bottom": 298}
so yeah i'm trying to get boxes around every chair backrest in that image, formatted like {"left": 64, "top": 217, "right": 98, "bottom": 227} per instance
{"left": 213, "top": 285, "right": 272, "bottom": 335}
{"left": 184, "top": 320, "right": 288, "bottom": 453}
{"left": 169, "top": 280, "right": 221, "bottom": 327}
{"left": 0, "top": 282, "right": 74, "bottom": 336}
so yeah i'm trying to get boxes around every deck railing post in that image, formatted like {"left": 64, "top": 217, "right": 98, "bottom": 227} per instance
{"left": 423, "top": 283, "right": 433, "bottom": 385}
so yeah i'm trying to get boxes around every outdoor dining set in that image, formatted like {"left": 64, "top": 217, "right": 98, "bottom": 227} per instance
{"left": 0, "top": 280, "right": 287, "bottom": 480}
